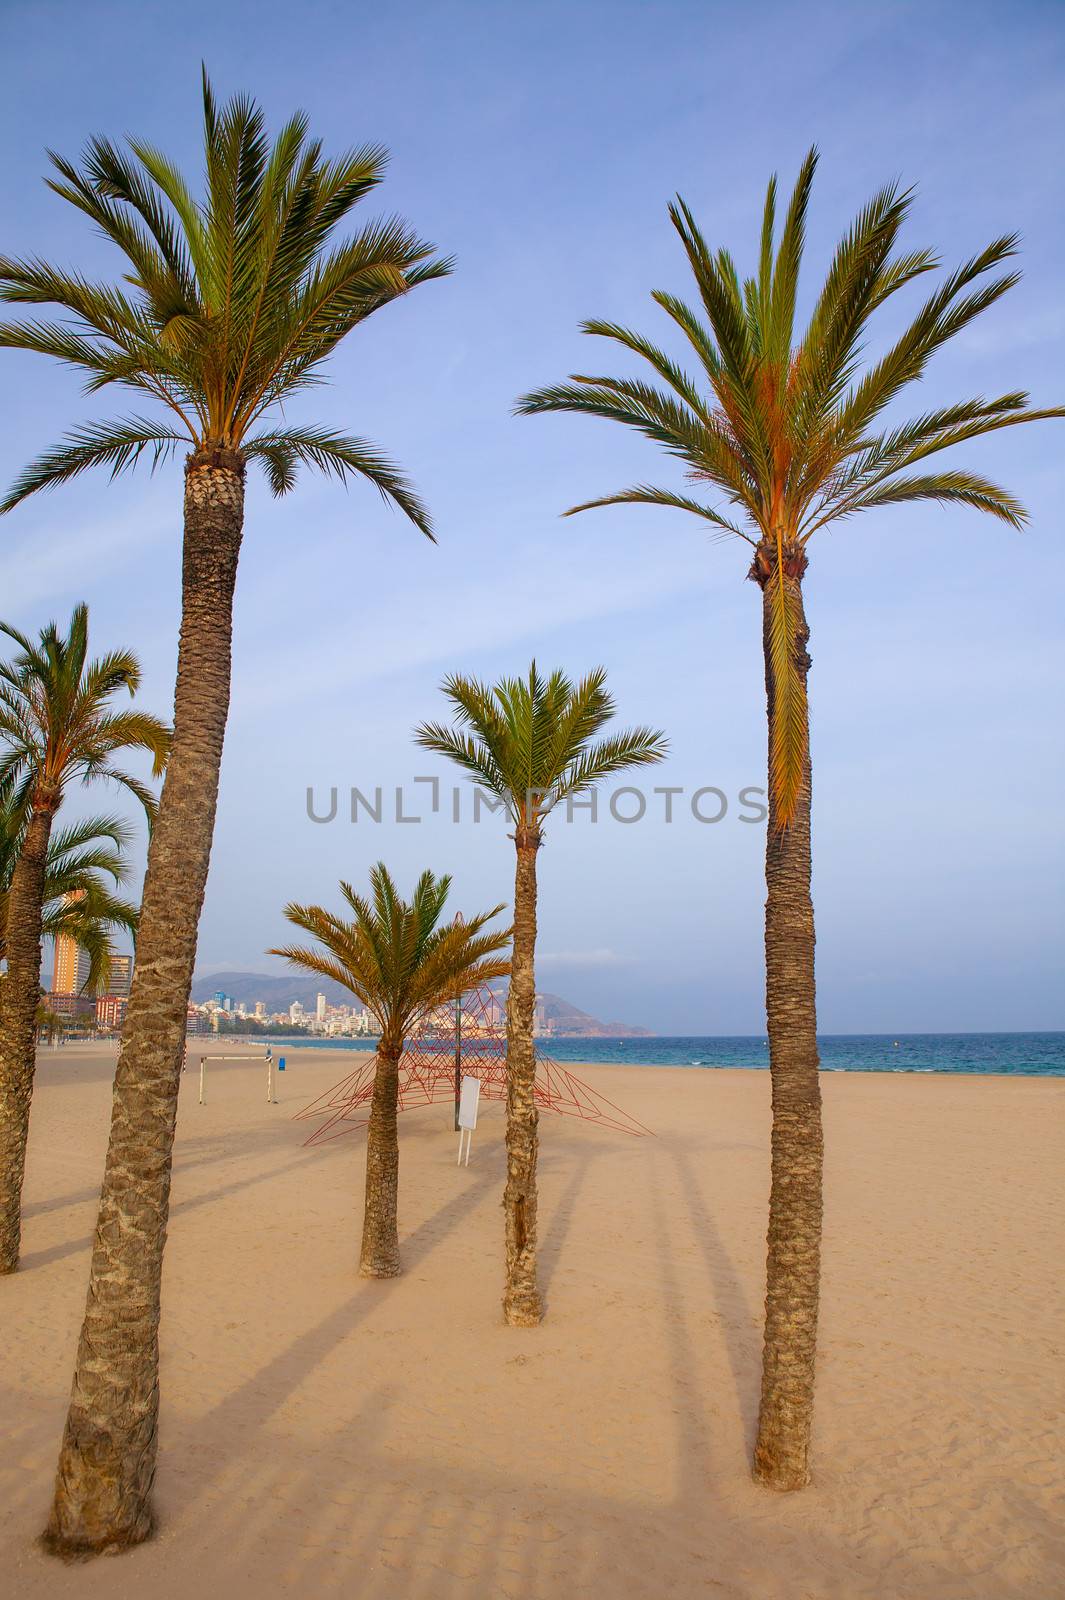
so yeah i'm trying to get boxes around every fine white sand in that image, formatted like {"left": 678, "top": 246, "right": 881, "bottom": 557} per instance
{"left": 2, "top": 1043, "right": 1062, "bottom": 1598}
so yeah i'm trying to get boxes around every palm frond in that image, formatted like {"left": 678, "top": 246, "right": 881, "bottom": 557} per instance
{"left": 243, "top": 426, "right": 433, "bottom": 537}
{"left": 555, "top": 727, "right": 670, "bottom": 803}
{"left": 516, "top": 153, "right": 1065, "bottom": 830}
{"left": 0, "top": 74, "right": 448, "bottom": 535}
{"left": 563, "top": 484, "right": 753, "bottom": 543}
{"left": 839, "top": 469, "right": 1027, "bottom": 526}
{"left": 0, "top": 605, "right": 167, "bottom": 825}
{"left": 416, "top": 662, "right": 666, "bottom": 829}
{"left": 271, "top": 866, "right": 509, "bottom": 1039}
{"left": 0, "top": 418, "right": 188, "bottom": 512}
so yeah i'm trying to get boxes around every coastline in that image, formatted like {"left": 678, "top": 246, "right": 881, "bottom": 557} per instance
{"left": 175, "top": 1030, "right": 1065, "bottom": 1077}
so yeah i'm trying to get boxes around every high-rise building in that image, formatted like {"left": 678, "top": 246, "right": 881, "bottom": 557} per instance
{"left": 105, "top": 954, "right": 133, "bottom": 998}
{"left": 52, "top": 932, "right": 91, "bottom": 996}
{"left": 48, "top": 990, "right": 96, "bottom": 1021}
{"left": 290, "top": 1001, "right": 305, "bottom": 1023}
{"left": 316, "top": 992, "right": 327, "bottom": 1022}
{"left": 254, "top": 1001, "right": 266, "bottom": 1019}
{"left": 96, "top": 994, "right": 128, "bottom": 1030}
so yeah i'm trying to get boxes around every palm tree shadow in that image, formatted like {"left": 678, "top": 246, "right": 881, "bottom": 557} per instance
{"left": 669, "top": 1143, "right": 763, "bottom": 1445}
{"left": 170, "top": 1148, "right": 508, "bottom": 1509}
{"left": 21, "top": 1127, "right": 292, "bottom": 1224}
{"left": 536, "top": 1142, "right": 609, "bottom": 1303}
{"left": 646, "top": 1148, "right": 719, "bottom": 1490}
{"left": 399, "top": 1146, "right": 503, "bottom": 1273}
{"left": 18, "top": 1150, "right": 325, "bottom": 1271}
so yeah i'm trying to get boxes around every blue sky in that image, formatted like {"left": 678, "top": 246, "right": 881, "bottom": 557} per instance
{"left": 2, "top": 0, "right": 1063, "bottom": 1033}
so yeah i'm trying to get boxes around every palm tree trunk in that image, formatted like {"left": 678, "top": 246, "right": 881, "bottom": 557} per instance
{"left": 0, "top": 794, "right": 58, "bottom": 1273}
{"left": 44, "top": 447, "right": 245, "bottom": 1558}
{"left": 503, "top": 826, "right": 543, "bottom": 1326}
{"left": 752, "top": 549, "right": 823, "bottom": 1491}
{"left": 360, "top": 1035, "right": 402, "bottom": 1277}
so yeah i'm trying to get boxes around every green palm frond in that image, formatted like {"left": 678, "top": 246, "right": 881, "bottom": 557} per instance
{"left": 1, "top": 73, "right": 449, "bottom": 531}
{"left": 837, "top": 469, "right": 1027, "bottom": 526}
{"left": 0, "top": 604, "right": 169, "bottom": 822}
{"left": 270, "top": 863, "right": 510, "bottom": 1040}
{"left": 556, "top": 727, "right": 671, "bottom": 800}
{"left": 48, "top": 877, "right": 139, "bottom": 994}
{"left": 564, "top": 484, "right": 752, "bottom": 543}
{"left": 413, "top": 726, "right": 515, "bottom": 816}
{"left": 0, "top": 419, "right": 188, "bottom": 512}
{"left": 517, "top": 149, "right": 1064, "bottom": 826}
{"left": 0, "top": 790, "right": 138, "bottom": 971}
{"left": 415, "top": 662, "right": 667, "bottom": 831}
{"left": 243, "top": 426, "right": 433, "bottom": 536}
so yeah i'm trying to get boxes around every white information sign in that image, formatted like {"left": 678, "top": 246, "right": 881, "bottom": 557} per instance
{"left": 458, "top": 1076, "right": 480, "bottom": 1130}
{"left": 456, "top": 1076, "right": 480, "bottom": 1165}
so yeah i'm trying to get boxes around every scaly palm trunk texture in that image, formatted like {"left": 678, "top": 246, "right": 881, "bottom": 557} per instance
{"left": 503, "top": 828, "right": 543, "bottom": 1326}
{"left": 0, "top": 795, "right": 58, "bottom": 1273}
{"left": 44, "top": 448, "right": 245, "bottom": 1556}
{"left": 360, "top": 1036, "right": 402, "bottom": 1278}
{"left": 752, "top": 547, "right": 824, "bottom": 1491}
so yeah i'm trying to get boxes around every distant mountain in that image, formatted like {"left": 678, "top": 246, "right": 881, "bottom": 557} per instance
{"left": 191, "top": 971, "right": 652, "bottom": 1037}
{"left": 537, "top": 993, "right": 652, "bottom": 1038}
{"left": 192, "top": 970, "right": 352, "bottom": 1010}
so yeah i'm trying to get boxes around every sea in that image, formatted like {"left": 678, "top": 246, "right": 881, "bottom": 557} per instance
{"left": 285, "top": 1032, "right": 1065, "bottom": 1077}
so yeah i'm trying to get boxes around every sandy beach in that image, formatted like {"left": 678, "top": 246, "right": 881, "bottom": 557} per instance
{"left": 2, "top": 1043, "right": 1061, "bottom": 1599}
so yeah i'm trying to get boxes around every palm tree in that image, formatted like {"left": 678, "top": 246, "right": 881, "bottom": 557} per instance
{"left": 34, "top": 1004, "right": 64, "bottom": 1046}
{"left": 0, "top": 606, "right": 166, "bottom": 1275}
{"left": 0, "top": 76, "right": 449, "bottom": 1556}
{"left": 270, "top": 864, "right": 511, "bottom": 1277}
{"left": 416, "top": 664, "right": 667, "bottom": 1325}
{"left": 1, "top": 802, "right": 139, "bottom": 990}
{"left": 517, "top": 151, "right": 1064, "bottom": 1488}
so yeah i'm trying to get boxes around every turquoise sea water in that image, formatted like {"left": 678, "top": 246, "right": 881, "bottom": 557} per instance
{"left": 286, "top": 1032, "right": 1065, "bottom": 1076}
{"left": 546, "top": 1032, "right": 1065, "bottom": 1075}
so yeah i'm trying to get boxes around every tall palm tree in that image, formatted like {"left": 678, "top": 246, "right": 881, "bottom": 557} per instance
{"left": 0, "top": 606, "right": 167, "bottom": 1275}
{"left": 270, "top": 864, "right": 511, "bottom": 1277}
{"left": 517, "top": 151, "right": 1064, "bottom": 1488}
{"left": 0, "top": 801, "right": 139, "bottom": 990}
{"left": 416, "top": 664, "right": 666, "bottom": 1325}
{"left": 0, "top": 76, "right": 449, "bottom": 1556}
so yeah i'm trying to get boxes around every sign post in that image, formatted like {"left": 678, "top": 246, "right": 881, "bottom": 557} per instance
{"left": 453, "top": 991, "right": 462, "bottom": 1132}
{"left": 456, "top": 1075, "right": 480, "bottom": 1166}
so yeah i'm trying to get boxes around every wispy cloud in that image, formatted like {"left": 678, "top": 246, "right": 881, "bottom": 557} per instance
{"left": 236, "top": 551, "right": 717, "bottom": 712}
{"left": 0, "top": 501, "right": 170, "bottom": 616}
{"left": 537, "top": 948, "right": 629, "bottom": 968}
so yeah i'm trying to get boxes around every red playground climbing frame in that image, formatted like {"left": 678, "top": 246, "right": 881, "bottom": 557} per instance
{"left": 295, "top": 982, "right": 652, "bottom": 1145}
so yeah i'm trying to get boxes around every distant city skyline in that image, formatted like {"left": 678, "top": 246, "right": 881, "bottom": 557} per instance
{"left": 3, "top": 0, "right": 1063, "bottom": 1034}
